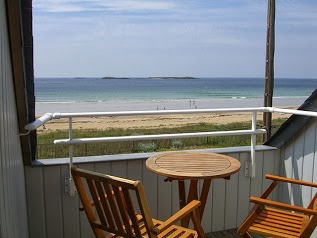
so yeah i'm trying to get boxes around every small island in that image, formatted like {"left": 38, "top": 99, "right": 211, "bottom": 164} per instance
{"left": 102, "top": 76, "right": 130, "bottom": 79}
{"left": 148, "top": 76, "right": 195, "bottom": 80}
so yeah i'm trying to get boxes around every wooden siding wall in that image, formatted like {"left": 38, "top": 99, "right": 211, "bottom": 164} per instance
{"left": 25, "top": 149, "right": 279, "bottom": 238}
{"left": 0, "top": 1, "right": 29, "bottom": 237}
{"left": 278, "top": 118, "right": 317, "bottom": 207}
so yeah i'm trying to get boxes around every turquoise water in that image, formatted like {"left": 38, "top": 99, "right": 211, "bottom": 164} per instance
{"left": 35, "top": 77, "right": 316, "bottom": 103}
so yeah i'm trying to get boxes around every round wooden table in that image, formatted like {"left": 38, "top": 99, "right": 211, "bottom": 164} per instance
{"left": 146, "top": 151, "right": 241, "bottom": 227}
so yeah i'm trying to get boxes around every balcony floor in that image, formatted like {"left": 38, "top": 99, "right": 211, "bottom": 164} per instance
{"left": 207, "top": 229, "right": 267, "bottom": 238}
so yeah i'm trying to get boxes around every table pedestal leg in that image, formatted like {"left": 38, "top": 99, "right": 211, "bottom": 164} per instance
{"left": 178, "top": 180, "right": 186, "bottom": 209}
{"left": 180, "top": 180, "right": 198, "bottom": 227}
{"left": 179, "top": 179, "right": 212, "bottom": 227}
{"left": 199, "top": 179, "right": 211, "bottom": 220}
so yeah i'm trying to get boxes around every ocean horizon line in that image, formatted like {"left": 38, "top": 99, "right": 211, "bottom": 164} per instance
{"left": 35, "top": 76, "right": 317, "bottom": 80}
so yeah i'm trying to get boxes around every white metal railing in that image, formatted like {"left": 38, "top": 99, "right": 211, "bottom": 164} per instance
{"left": 24, "top": 107, "right": 317, "bottom": 195}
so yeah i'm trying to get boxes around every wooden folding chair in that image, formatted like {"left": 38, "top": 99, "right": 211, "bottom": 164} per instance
{"left": 237, "top": 174, "right": 317, "bottom": 238}
{"left": 71, "top": 167, "right": 205, "bottom": 238}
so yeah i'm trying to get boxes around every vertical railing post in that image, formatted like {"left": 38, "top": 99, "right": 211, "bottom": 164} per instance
{"left": 245, "top": 112, "right": 257, "bottom": 178}
{"left": 69, "top": 117, "right": 73, "bottom": 178}
{"left": 65, "top": 117, "right": 77, "bottom": 196}
{"left": 250, "top": 112, "right": 257, "bottom": 177}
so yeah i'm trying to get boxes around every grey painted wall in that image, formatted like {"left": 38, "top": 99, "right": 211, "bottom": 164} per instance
{"left": 0, "top": 1, "right": 29, "bottom": 237}
{"left": 278, "top": 118, "right": 317, "bottom": 206}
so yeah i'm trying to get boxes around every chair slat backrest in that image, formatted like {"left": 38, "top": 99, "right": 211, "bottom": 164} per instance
{"left": 71, "top": 167, "right": 156, "bottom": 238}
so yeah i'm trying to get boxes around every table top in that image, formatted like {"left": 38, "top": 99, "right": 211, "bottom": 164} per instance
{"left": 146, "top": 151, "right": 241, "bottom": 180}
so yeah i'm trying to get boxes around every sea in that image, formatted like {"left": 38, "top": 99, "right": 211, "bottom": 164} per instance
{"left": 35, "top": 77, "right": 317, "bottom": 113}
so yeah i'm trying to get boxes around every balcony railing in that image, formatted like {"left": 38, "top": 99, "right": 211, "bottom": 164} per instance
{"left": 25, "top": 107, "right": 317, "bottom": 195}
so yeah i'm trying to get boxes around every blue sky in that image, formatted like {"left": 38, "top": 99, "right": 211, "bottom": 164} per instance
{"left": 33, "top": 0, "right": 317, "bottom": 78}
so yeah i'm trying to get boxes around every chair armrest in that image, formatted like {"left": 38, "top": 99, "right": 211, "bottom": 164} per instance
{"left": 250, "top": 196, "right": 317, "bottom": 216}
{"left": 266, "top": 174, "right": 317, "bottom": 188}
{"left": 152, "top": 200, "right": 201, "bottom": 234}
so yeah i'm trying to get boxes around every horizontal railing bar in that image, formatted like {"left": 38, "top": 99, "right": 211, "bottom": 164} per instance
{"left": 52, "top": 107, "right": 267, "bottom": 119}
{"left": 25, "top": 113, "right": 53, "bottom": 131}
{"left": 54, "top": 129, "right": 267, "bottom": 145}
{"left": 267, "top": 107, "right": 317, "bottom": 117}
{"left": 25, "top": 107, "right": 317, "bottom": 131}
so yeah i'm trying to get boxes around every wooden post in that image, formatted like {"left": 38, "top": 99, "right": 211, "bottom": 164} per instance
{"left": 263, "top": 0, "right": 275, "bottom": 141}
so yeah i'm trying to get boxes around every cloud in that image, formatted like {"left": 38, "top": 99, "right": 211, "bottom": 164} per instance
{"left": 34, "top": 0, "right": 177, "bottom": 13}
{"left": 99, "top": 1, "right": 177, "bottom": 11}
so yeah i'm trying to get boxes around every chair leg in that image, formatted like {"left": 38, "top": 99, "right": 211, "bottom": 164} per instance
{"left": 191, "top": 210, "right": 205, "bottom": 238}
{"left": 239, "top": 231, "right": 252, "bottom": 238}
